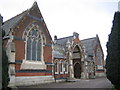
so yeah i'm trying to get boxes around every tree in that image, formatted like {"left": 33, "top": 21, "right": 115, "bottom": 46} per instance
{"left": 2, "top": 27, "right": 10, "bottom": 90}
{"left": 106, "top": 12, "right": 120, "bottom": 90}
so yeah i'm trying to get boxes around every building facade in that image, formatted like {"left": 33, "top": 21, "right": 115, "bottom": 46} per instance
{"left": 2, "top": 2, "right": 54, "bottom": 86}
{"left": 2, "top": 2, "right": 105, "bottom": 87}
{"left": 53, "top": 32, "right": 87, "bottom": 81}
{"left": 81, "top": 35, "right": 105, "bottom": 78}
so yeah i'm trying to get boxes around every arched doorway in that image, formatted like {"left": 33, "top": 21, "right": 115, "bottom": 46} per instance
{"left": 73, "top": 45, "right": 82, "bottom": 79}
{"left": 74, "top": 63, "right": 81, "bottom": 78}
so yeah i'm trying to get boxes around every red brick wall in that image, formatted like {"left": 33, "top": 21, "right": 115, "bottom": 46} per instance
{"left": 12, "top": 13, "right": 52, "bottom": 77}
{"left": 53, "top": 58, "right": 69, "bottom": 80}
{"left": 44, "top": 46, "right": 52, "bottom": 63}
{"left": 73, "top": 38, "right": 80, "bottom": 44}
{"left": 14, "top": 40, "right": 25, "bottom": 60}
{"left": 16, "top": 72, "right": 51, "bottom": 76}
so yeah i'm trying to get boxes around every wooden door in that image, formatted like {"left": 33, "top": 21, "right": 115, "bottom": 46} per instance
{"left": 74, "top": 63, "right": 81, "bottom": 79}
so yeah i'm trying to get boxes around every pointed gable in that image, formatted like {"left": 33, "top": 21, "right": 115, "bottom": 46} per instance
{"left": 2, "top": 1, "right": 52, "bottom": 42}
{"left": 81, "top": 37, "right": 97, "bottom": 56}
{"left": 53, "top": 32, "right": 81, "bottom": 59}
{"left": 28, "top": 1, "right": 43, "bottom": 18}
{"left": 81, "top": 35, "right": 104, "bottom": 62}
{"left": 28, "top": 2, "right": 52, "bottom": 42}
{"left": 53, "top": 36, "right": 73, "bottom": 59}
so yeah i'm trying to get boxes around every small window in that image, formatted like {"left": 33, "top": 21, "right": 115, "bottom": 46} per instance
{"left": 60, "top": 61, "right": 64, "bottom": 74}
{"left": 37, "top": 40, "right": 41, "bottom": 61}
{"left": 55, "top": 62, "right": 57, "bottom": 72}
{"left": 26, "top": 38, "right": 31, "bottom": 60}
{"left": 55, "top": 61, "right": 59, "bottom": 74}
{"left": 32, "top": 39, "right": 36, "bottom": 60}
{"left": 55, "top": 62, "right": 58, "bottom": 73}
{"left": 64, "top": 61, "right": 68, "bottom": 74}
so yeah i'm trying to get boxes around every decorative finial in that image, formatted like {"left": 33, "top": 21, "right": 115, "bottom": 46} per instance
{"left": 32, "top": 1, "right": 38, "bottom": 8}
{"left": 73, "top": 32, "right": 79, "bottom": 38}
{"left": 33, "top": 1, "right": 37, "bottom": 5}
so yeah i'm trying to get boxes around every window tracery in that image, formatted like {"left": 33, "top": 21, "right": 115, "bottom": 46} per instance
{"left": 21, "top": 23, "right": 47, "bottom": 70}
{"left": 26, "top": 29, "right": 42, "bottom": 61}
{"left": 23, "top": 24, "right": 46, "bottom": 62}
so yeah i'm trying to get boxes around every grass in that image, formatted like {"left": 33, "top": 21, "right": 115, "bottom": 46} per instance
{"left": 111, "top": 85, "right": 117, "bottom": 90}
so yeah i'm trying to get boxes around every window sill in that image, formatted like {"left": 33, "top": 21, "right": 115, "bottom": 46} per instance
{"left": 55, "top": 72, "right": 59, "bottom": 74}
{"left": 65, "top": 72, "right": 68, "bottom": 74}
{"left": 60, "top": 72, "right": 64, "bottom": 74}
{"left": 20, "top": 60, "right": 46, "bottom": 70}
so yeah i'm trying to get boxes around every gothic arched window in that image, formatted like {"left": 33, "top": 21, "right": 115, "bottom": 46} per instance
{"left": 21, "top": 24, "right": 47, "bottom": 70}
{"left": 25, "top": 28, "right": 43, "bottom": 61}
{"left": 26, "top": 37, "right": 31, "bottom": 60}
{"left": 32, "top": 39, "right": 36, "bottom": 60}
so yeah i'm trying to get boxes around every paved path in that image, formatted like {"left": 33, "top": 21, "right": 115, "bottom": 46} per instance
{"left": 18, "top": 77, "right": 112, "bottom": 89}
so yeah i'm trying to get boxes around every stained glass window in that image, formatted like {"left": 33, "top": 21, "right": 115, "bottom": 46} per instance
{"left": 32, "top": 29, "right": 38, "bottom": 37}
{"left": 32, "top": 40, "right": 36, "bottom": 60}
{"left": 26, "top": 38, "right": 31, "bottom": 60}
{"left": 26, "top": 28, "right": 43, "bottom": 61}
{"left": 37, "top": 40, "right": 41, "bottom": 61}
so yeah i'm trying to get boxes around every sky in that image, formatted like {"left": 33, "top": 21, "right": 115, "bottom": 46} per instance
{"left": 0, "top": 0, "right": 119, "bottom": 59}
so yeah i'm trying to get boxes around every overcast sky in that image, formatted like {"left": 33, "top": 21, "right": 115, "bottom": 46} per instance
{"left": 0, "top": 0, "right": 119, "bottom": 58}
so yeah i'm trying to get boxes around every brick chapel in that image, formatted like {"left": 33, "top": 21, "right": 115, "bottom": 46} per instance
{"left": 1, "top": 2, "right": 105, "bottom": 87}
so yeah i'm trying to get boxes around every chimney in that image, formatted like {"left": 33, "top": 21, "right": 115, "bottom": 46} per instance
{"left": 54, "top": 35, "right": 57, "bottom": 40}
{"left": 118, "top": 1, "right": 120, "bottom": 12}
{"left": 73, "top": 32, "right": 79, "bottom": 38}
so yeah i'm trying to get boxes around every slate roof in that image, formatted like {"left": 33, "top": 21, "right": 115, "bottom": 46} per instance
{"left": 55, "top": 36, "right": 73, "bottom": 46}
{"left": 2, "top": 1, "right": 53, "bottom": 42}
{"left": 53, "top": 43, "right": 66, "bottom": 59}
{"left": 2, "top": 10, "right": 28, "bottom": 36}
{"left": 53, "top": 36, "right": 74, "bottom": 59}
{"left": 81, "top": 37, "right": 97, "bottom": 56}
